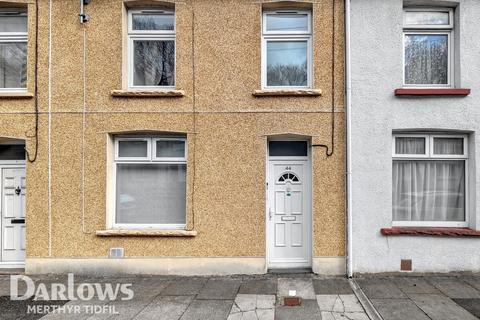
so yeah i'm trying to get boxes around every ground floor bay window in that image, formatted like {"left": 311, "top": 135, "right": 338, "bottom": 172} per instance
{"left": 114, "top": 136, "right": 186, "bottom": 229}
{"left": 392, "top": 134, "right": 467, "bottom": 227}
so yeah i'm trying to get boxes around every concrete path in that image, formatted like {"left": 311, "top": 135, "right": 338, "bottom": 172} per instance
{"left": 356, "top": 275, "right": 480, "bottom": 320}
{"left": 0, "top": 274, "right": 369, "bottom": 320}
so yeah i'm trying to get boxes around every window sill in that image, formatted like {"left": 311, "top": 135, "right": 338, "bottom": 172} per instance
{"left": 111, "top": 89, "right": 185, "bottom": 98}
{"left": 394, "top": 88, "right": 471, "bottom": 96}
{"left": 0, "top": 92, "right": 34, "bottom": 99}
{"left": 381, "top": 227, "right": 480, "bottom": 237}
{"left": 252, "top": 89, "right": 322, "bottom": 97}
{"left": 95, "top": 229, "right": 197, "bottom": 237}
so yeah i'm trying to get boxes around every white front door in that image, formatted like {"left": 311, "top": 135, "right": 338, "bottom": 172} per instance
{"left": 1, "top": 167, "right": 26, "bottom": 262}
{"left": 267, "top": 161, "right": 311, "bottom": 268}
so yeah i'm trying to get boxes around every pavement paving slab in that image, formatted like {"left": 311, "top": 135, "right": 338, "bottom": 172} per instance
{"left": 392, "top": 277, "right": 441, "bottom": 295}
{"left": 355, "top": 278, "right": 406, "bottom": 299}
{"left": 462, "top": 277, "right": 480, "bottom": 292}
{"left": 409, "top": 293, "right": 478, "bottom": 320}
{"left": 180, "top": 299, "right": 233, "bottom": 320}
{"left": 370, "top": 298, "right": 430, "bottom": 320}
{"left": 427, "top": 277, "right": 480, "bottom": 299}
{"left": 238, "top": 279, "right": 277, "bottom": 295}
{"left": 275, "top": 299, "right": 321, "bottom": 320}
{"left": 277, "top": 278, "right": 315, "bottom": 300}
{"left": 312, "top": 278, "right": 353, "bottom": 295}
{"left": 452, "top": 298, "right": 480, "bottom": 319}
{"left": 196, "top": 279, "right": 241, "bottom": 300}
{"left": 132, "top": 295, "right": 194, "bottom": 320}
{"left": 161, "top": 278, "right": 207, "bottom": 296}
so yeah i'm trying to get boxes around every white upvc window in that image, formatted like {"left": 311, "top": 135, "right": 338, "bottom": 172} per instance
{"left": 403, "top": 8, "right": 454, "bottom": 87}
{"left": 114, "top": 136, "right": 187, "bottom": 229}
{"left": 0, "top": 9, "right": 27, "bottom": 92}
{"left": 392, "top": 134, "right": 468, "bottom": 227}
{"left": 127, "top": 9, "right": 175, "bottom": 89}
{"left": 262, "top": 10, "right": 312, "bottom": 89}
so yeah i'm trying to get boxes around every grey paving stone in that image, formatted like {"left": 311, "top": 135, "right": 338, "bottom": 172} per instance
{"left": 462, "top": 277, "right": 480, "bottom": 292}
{"left": 238, "top": 279, "right": 277, "bottom": 295}
{"left": 452, "top": 298, "right": 480, "bottom": 319}
{"left": 428, "top": 277, "right": 480, "bottom": 299}
{"left": 196, "top": 279, "right": 241, "bottom": 300}
{"left": 355, "top": 278, "right": 406, "bottom": 299}
{"left": 277, "top": 278, "right": 315, "bottom": 300}
{"left": 275, "top": 299, "right": 321, "bottom": 320}
{"left": 133, "top": 295, "right": 194, "bottom": 320}
{"left": 161, "top": 278, "right": 207, "bottom": 296}
{"left": 393, "top": 277, "right": 441, "bottom": 294}
{"left": 371, "top": 298, "right": 430, "bottom": 320}
{"left": 312, "top": 278, "right": 353, "bottom": 295}
{"left": 180, "top": 299, "right": 233, "bottom": 320}
{"left": 92, "top": 299, "right": 153, "bottom": 320}
{"left": 410, "top": 294, "right": 478, "bottom": 320}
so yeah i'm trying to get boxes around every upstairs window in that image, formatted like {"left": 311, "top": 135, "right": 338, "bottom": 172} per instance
{"left": 262, "top": 10, "right": 312, "bottom": 89}
{"left": 403, "top": 8, "right": 454, "bottom": 87}
{"left": 0, "top": 10, "right": 27, "bottom": 91}
{"left": 128, "top": 9, "right": 175, "bottom": 89}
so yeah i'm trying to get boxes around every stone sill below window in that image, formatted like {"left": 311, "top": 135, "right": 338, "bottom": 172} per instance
{"left": 111, "top": 89, "right": 185, "bottom": 98}
{"left": 0, "top": 92, "right": 34, "bottom": 99}
{"left": 96, "top": 229, "right": 197, "bottom": 237}
{"left": 381, "top": 227, "right": 480, "bottom": 237}
{"left": 394, "top": 88, "right": 471, "bottom": 96}
{"left": 252, "top": 89, "right": 322, "bottom": 97}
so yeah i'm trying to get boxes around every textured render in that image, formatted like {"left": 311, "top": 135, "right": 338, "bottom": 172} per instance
{"left": 350, "top": 0, "right": 480, "bottom": 273}
{"left": 0, "top": 0, "right": 344, "bottom": 271}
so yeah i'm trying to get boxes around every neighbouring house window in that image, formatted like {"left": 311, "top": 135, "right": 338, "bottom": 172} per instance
{"left": 392, "top": 134, "right": 468, "bottom": 227}
{"left": 262, "top": 10, "right": 312, "bottom": 88}
{"left": 403, "top": 8, "right": 453, "bottom": 87}
{"left": 114, "top": 137, "right": 186, "bottom": 229}
{"left": 128, "top": 9, "right": 175, "bottom": 88}
{"left": 0, "top": 10, "right": 27, "bottom": 91}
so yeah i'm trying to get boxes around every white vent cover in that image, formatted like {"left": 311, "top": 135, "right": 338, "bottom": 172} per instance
{"left": 109, "top": 247, "right": 124, "bottom": 259}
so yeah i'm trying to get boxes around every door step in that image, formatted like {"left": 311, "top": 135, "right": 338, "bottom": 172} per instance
{"left": 268, "top": 268, "right": 313, "bottom": 274}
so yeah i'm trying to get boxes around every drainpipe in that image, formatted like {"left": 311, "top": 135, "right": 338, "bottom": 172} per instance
{"left": 345, "top": 0, "right": 353, "bottom": 278}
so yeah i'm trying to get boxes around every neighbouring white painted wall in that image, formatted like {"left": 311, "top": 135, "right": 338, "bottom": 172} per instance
{"left": 350, "top": 0, "right": 480, "bottom": 273}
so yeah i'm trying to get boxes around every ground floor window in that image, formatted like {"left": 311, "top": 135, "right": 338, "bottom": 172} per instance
{"left": 392, "top": 133, "right": 467, "bottom": 227}
{"left": 114, "top": 136, "right": 186, "bottom": 229}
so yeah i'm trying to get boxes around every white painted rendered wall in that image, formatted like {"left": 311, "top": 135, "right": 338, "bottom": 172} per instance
{"left": 349, "top": 0, "right": 480, "bottom": 273}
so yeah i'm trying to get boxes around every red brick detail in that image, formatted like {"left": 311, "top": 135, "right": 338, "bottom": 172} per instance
{"left": 381, "top": 227, "right": 480, "bottom": 237}
{"left": 394, "top": 88, "right": 471, "bottom": 96}
{"left": 284, "top": 297, "right": 301, "bottom": 306}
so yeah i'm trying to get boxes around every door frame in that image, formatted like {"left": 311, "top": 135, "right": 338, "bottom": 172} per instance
{"left": 0, "top": 160, "right": 26, "bottom": 268}
{"left": 266, "top": 138, "right": 313, "bottom": 269}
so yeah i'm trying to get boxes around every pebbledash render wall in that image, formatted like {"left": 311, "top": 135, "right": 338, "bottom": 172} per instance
{"left": 0, "top": 0, "right": 346, "bottom": 275}
{"left": 350, "top": 0, "right": 480, "bottom": 274}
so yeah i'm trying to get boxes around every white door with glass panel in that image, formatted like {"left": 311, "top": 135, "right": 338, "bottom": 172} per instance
{"left": 267, "top": 141, "right": 311, "bottom": 269}
{"left": 1, "top": 168, "right": 26, "bottom": 262}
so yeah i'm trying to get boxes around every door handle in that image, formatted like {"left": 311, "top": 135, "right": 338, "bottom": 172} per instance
{"left": 11, "top": 218, "right": 25, "bottom": 224}
{"left": 269, "top": 209, "right": 272, "bottom": 221}
{"left": 15, "top": 186, "right": 21, "bottom": 196}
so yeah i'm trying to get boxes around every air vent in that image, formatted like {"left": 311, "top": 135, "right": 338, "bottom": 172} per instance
{"left": 108, "top": 247, "right": 124, "bottom": 259}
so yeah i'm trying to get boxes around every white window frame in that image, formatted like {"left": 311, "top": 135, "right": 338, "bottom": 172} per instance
{"left": 0, "top": 9, "right": 28, "bottom": 93}
{"left": 392, "top": 133, "right": 468, "bottom": 227}
{"left": 127, "top": 9, "right": 176, "bottom": 90}
{"left": 402, "top": 8, "right": 454, "bottom": 88}
{"left": 113, "top": 136, "right": 187, "bottom": 230}
{"left": 261, "top": 10, "right": 313, "bottom": 89}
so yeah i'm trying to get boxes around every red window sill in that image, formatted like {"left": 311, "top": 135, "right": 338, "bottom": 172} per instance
{"left": 394, "top": 88, "right": 471, "bottom": 96}
{"left": 381, "top": 227, "right": 480, "bottom": 237}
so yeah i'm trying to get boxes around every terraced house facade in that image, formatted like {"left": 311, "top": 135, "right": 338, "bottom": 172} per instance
{"left": 0, "top": 0, "right": 346, "bottom": 275}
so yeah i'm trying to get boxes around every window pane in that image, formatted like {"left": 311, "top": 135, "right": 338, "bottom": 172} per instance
{"left": 118, "top": 140, "right": 148, "bottom": 158}
{"left": 393, "top": 160, "right": 465, "bottom": 222}
{"left": 132, "top": 13, "right": 174, "bottom": 31}
{"left": 266, "top": 13, "right": 308, "bottom": 32}
{"left": 404, "top": 34, "right": 448, "bottom": 85}
{"left": 0, "top": 145, "right": 25, "bottom": 160}
{"left": 156, "top": 140, "right": 185, "bottom": 158}
{"left": 0, "top": 42, "right": 27, "bottom": 89}
{"left": 116, "top": 163, "right": 186, "bottom": 225}
{"left": 269, "top": 141, "right": 308, "bottom": 156}
{"left": 133, "top": 40, "right": 175, "bottom": 87}
{"left": 395, "top": 137, "right": 426, "bottom": 154}
{"left": 0, "top": 14, "right": 27, "bottom": 33}
{"left": 434, "top": 137, "right": 463, "bottom": 155}
{"left": 267, "top": 41, "right": 307, "bottom": 87}
{"left": 404, "top": 11, "right": 449, "bottom": 25}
